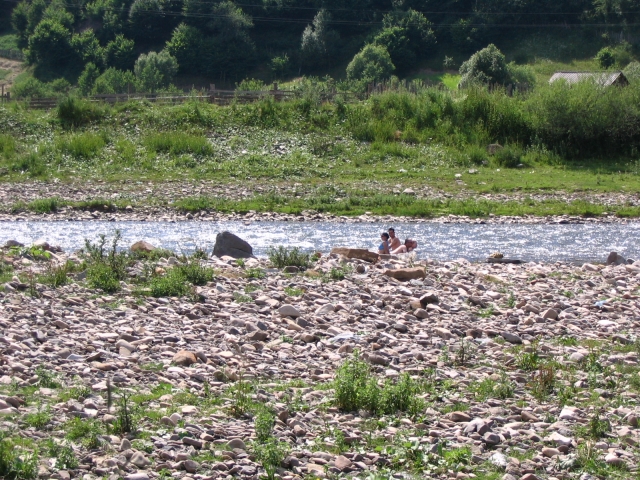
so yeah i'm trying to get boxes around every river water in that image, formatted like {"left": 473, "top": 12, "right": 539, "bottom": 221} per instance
{"left": 0, "top": 220, "right": 638, "bottom": 263}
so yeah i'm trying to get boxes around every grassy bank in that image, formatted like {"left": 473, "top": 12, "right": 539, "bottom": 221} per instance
{"left": 1, "top": 83, "right": 640, "bottom": 218}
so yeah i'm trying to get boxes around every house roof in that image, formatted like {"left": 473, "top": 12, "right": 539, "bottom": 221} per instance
{"left": 549, "top": 71, "right": 628, "bottom": 86}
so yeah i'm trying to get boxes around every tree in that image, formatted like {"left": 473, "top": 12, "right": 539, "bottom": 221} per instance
{"left": 382, "top": 9, "right": 435, "bottom": 50}
{"left": 70, "top": 29, "right": 104, "bottom": 67}
{"left": 93, "top": 68, "right": 137, "bottom": 94}
{"left": 346, "top": 44, "right": 395, "bottom": 82}
{"left": 301, "top": 9, "right": 340, "bottom": 68}
{"left": 134, "top": 50, "right": 178, "bottom": 92}
{"left": 459, "top": 44, "right": 512, "bottom": 88}
{"left": 128, "top": 0, "right": 166, "bottom": 42}
{"left": 104, "top": 34, "right": 135, "bottom": 70}
{"left": 25, "top": 19, "right": 73, "bottom": 71}
{"left": 373, "top": 27, "right": 415, "bottom": 74}
{"left": 165, "top": 23, "right": 205, "bottom": 74}
{"left": 78, "top": 62, "right": 100, "bottom": 95}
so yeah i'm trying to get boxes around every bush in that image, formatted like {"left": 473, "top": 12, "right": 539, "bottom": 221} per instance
{"left": 0, "top": 435, "right": 38, "bottom": 479}
{"left": 491, "top": 145, "right": 523, "bottom": 168}
{"left": 177, "top": 260, "right": 214, "bottom": 285}
{"left": 267, "top": 246, "right": 310, "bottom": 269}
{"left": 596, "top": 46, "right": 615, "bottom": 69}
{"left": 83, "top": 231, "right": 129, "bottom": 293}
{"left": 92, "top": 68, "right": 136, "bottom": 95}
{"left": 134, "top": 50, "right": 178, "bottom": 93}
{"left": 149, "top": 268, "right": 189, "bottom": 297}
{"left": 77, "top": 62, "right": 100, "bottom": 95}
{"left": 11, "top": 76, "right": 53, "bottom": 99}
{"left": 346, "top": 44, "right": 395, "bottom": 82}
{"left": 39, "top": 261, "right": 76, "bottom": 287}
{"left": 87, "top": 262, "right": 121, "bottom": 293}
{"left": 104, "top": 34, "right": 135, "bottom": 70}
{"left": 334, "top": 353, "right": 425, "bottom": 416}
{"left": 459, "top": 44, "right": 512, "bottom": 88}
{"left": 57, "top": 97, "right": 105, "bottom": 128}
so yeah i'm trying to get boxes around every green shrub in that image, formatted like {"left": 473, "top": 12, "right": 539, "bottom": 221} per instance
{"left": 64, "top": 418, "right": 104, "bottom": 449}
{"left": 334, "top": 353, "right": 425, "bottom": 416}
{"left": 57, "top": 97, "right": 105, "bottom": 128}
{"left": 149, "top": 268, "right": 189, "bottom": 297}
{"left": 27, "top": 197, "right": 62, "bottom": 213}
{"left": 23, "top": 405, "right": 52, "bottom": 429}
{"left": 596, "top": 46, "right": 615, "bottom": 69}
{"left": 346, "top": 44, "right": 395, "bottom": 82}
{"left": 254, "top": 407, "right": 276, "bottom": 442}
{"left": 267, "top": 246, "right": 310, "bottom": 269}
{"left": 0, "top": 435, "right": 38, "bottom": 479}
{"left": 459, "top": 44, "right": 511, "bottom": 88}
{"left": 83, "top": 231, "right": 129, "bottom": 293}
{"left": 177, "top": 260, "right": 214, "bottom": 286}
{"left": 491, "top": 145, "right": 523, "bottom": 168}
{"left": 38, "top": 261, "right": 75, "bottom": 287}
{"left": 254, "top": 438, "right": 289, "bottom": 480}
{"left": 87, "top": 262, "right": 121, "bottom": 293}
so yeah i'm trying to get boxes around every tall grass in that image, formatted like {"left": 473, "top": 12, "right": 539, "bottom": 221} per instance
{"left": 144, "top": 133, "right": 213, "bottom": 156}
{"left": 56, "top": 133, "right": 106, "bottom": 159}
{"left": 57, "top": 97, "right": 105, "bottom": 128}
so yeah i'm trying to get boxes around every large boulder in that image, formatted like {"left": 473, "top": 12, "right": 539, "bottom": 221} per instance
{"left": 330, "top": 247, "right": 378, "bottom": 263}
{"left": 213, "top": 232, "right": 253, "bottom": 259}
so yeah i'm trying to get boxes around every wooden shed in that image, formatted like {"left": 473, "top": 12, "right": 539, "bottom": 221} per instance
{"left": 549, "top": 71, "right": 629, "bottom": 87}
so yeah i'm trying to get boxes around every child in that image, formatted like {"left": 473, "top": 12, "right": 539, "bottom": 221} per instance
{"left": 378, "top": 232, "right": 390, "bottom": 254}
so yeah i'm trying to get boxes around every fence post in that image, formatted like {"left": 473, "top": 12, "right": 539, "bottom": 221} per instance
{"left": 1, "top": 85, "right": 3, "bottom": 104}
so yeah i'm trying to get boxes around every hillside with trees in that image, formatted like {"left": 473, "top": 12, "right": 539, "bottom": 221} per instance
{"left": 2, "top": 0, "right": 640, "bottom": 95}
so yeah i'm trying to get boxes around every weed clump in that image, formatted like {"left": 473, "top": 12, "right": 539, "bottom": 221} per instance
{"left": 0, "top": 435, "right": 38, "bottom": 479}
{"left": 334, "top": 352, "right": 425, "bottom": 416}
{"left": 267, "top": 246, "right": 311, "bottom": 269}
{"left": 83, "top": 231, "right": 129, "bottom": 293}
{"left": 57, "top": 97, "right": 105, "bottom": 128}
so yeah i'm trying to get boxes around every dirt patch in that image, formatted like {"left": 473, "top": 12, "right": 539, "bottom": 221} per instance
{"left": 0, "top": 57, "right": 24, "bottom": 92}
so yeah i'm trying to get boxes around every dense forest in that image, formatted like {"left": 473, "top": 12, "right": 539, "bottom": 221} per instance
{"left": 2, "top": 0, "right": 640, "bottom": 94}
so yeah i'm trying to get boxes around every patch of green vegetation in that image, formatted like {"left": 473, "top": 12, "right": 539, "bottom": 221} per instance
{"left": 267, "top": 246, "right": 311, "bottom": 269}
{"left": 64, "top": 417, "right": 104, "bottom": 449}
{"left": 334, "top": 353, "right": 426, "bottom": 416}
{"left": 23, "top": 405, "right": 52, "bottom": 429}
{"left": 0, "top": 435, "right": 38, "bottom": 479}
{"left": 38, "top": 261, "right": 77, "bottom": 288}
{"left": 284, "top": 286, "right": 303, "bottom": 296}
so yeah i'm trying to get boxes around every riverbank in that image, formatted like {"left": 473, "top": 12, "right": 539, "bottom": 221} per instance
{"left": 1, "top": 180, "right": 640, "bottom": 222}
{"left": 0, "top": 240, "right": 639, "bottom": 480}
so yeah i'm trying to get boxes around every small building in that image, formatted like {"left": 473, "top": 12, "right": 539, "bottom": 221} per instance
{"left": 549, "top": 71, "right": 629, "bottom": 87}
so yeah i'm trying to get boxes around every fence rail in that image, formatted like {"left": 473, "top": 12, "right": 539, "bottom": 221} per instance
{"left": 0, "top": 49, "right": 24, "bottom": 61}
{"left": 1, "top": 80, "right": 496, "bottom": 109}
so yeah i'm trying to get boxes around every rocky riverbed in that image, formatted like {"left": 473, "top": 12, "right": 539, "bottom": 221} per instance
{"left": 1, "top": 240, "right": 639, "bottom": 480}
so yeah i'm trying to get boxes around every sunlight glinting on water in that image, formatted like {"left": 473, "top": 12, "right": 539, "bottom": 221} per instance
{"left": 0, "top": 220, "right": 638, "bottom": 263}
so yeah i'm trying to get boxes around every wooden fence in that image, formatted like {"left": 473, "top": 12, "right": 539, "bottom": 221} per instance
{"left": 0, "top": 49, "right": 23, "bottom": 61}
{"left": 1, "top": 82, "right": 364, "bottom": 109}
{"left": 2, "top": 80, "right": 529, "bottom": 110}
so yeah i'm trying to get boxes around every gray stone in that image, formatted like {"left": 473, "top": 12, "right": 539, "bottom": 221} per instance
{"left": 501, "top": 331, "right": 522, "bottom": 344}
{"left": 213, "top": 232, "right": 253, "bottom": 259}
